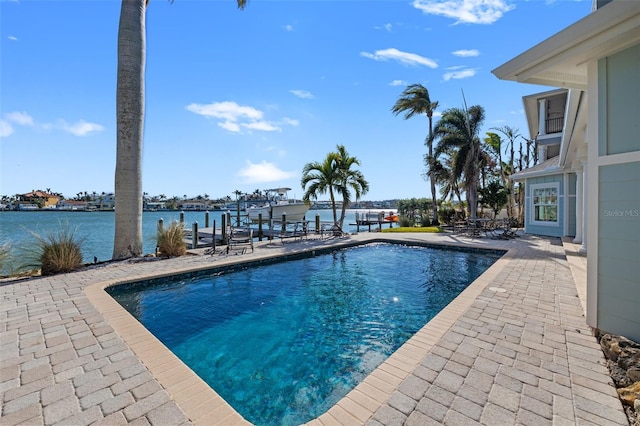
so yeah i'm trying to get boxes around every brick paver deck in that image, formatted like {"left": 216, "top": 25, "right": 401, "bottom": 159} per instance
{"left": 0, "top": 233, "right": 627, "bottom": 425}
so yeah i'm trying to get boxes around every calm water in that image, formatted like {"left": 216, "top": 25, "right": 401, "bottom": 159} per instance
{"left": 109, "top": 243, "right": 502, "bottom": 425}
{"left": 0, "top": 209, "right": 389, "bottom": 274}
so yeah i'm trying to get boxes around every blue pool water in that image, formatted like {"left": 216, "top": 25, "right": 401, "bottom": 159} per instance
{"left": 109, "top": 243, "right": 502, "bottom": 425}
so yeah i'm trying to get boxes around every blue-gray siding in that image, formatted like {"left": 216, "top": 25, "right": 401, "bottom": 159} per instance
{"left": 596, "top": 43, "right": 640, "bottom": 343}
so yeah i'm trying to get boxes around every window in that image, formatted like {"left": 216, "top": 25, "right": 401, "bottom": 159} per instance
{"left": 531, "top": 183, "right": 559, "bottom": 225}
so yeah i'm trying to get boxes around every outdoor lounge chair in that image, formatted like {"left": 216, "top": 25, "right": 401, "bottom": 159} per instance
{"left": 279, "top": 220, "right": 308, "bottom": 243}
{"left": 227, "top": 227, "right": 254, "bottom": 254}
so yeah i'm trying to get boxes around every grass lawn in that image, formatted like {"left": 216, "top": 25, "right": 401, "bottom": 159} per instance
{"left": 381, "top": 226, "right": 443, "bottom": 233}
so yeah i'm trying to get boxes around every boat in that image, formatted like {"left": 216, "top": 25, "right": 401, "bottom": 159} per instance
{"left": 246, "top": 188, "right": 310, "bottom": 225}
{"left": 385, "top": 214, "right": 399, "bottom": 222}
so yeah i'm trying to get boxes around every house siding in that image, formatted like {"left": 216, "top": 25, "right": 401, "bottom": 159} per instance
{"left": 597, "top": 162, "right": 640, "bottom": 339}
{"left": 596, "top": 43, "right": 640, "bottom": 342}
{"left": 598, "top": 44, "right": 640, "bottom": 156}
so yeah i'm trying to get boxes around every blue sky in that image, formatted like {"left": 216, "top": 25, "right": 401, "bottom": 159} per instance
{"left": 1, "top": 0, "right": 590, "bottom": 201}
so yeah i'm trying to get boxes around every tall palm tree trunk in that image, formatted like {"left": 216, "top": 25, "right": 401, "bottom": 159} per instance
{"left": 113, "top": 0, "right": 145, "bottom": 259}
{"left": 329, "top": 190, "right": 338, "bottom": 226}
{"left": 468, "top": 180, "right": 478, "bottom": 219}
{"left": 427, "top": 118, "right": 439, "bottom": 225}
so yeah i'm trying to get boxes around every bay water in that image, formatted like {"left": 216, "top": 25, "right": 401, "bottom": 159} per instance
{"left": 0, "top": 208, "right": 395, "bottom": 274}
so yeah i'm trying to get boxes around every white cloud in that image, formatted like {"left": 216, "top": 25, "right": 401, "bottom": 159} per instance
{"left": 8, "top": 36, "right": 18, "bottom": 41}
{"left": 389, "top": 80, "right": 408, "bottom": 86}
{"left": 412, "top": 0, "right": 514, "bottom": 24}
{"left": 242, "top": 121, "right": 281, "bottom": 132}
{"left": 290, "top": 90, "right": 314, "bottom": 99}
{"left": 218, "top": 121, "right": 240, "bottom": 133}
{"left": 60, "top": 120, "right": 104, "bottom": 136}
{"left": 452, "top": 49, "right": 480, "bottom": 57}
{"left": 6, "top": 111, "right": 34, "bottom": 126}
{"left": 187, "top": 101, "right": 298, "bottom": 134}
{"left": 284, "top": 24, "right": 294, "bottom": 31}
{"left": 360, "top": 48, "right": 438, "bottom": 68}
{"left": 1, "top": 111, "right": 103, "bottom": 137}
{"left": 0, "top": 120, "right": 13, "bottom": 138}
{"left": 374, "top": 23, "right": 394, "bottom": 32}
{"left": 186, "top": 101, "right": 263, "bottom": 122}
{"left": 237, "top": 160, "right": 296, "bottom": 183}
{"left": 282, "top": 117, "right": 299, "bottom": 127}
{"left": 443, "top": 68, "right": 477, "bottom": 80}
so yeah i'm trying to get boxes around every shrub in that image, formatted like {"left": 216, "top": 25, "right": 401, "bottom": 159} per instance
{"left": 438, "top": 206, "right": 456, "bottom": 225}
{"left": 398, "top": 215, "right": 414, "bottom": 227}
{"left": 29, "top": 225, "right": 85, "bottom": 276}
{"left": 157, "top": 220, "right": 186, "bottom": 257}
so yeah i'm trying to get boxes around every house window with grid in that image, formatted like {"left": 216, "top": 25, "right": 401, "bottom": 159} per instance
{"left": 531, "top": 183, "right": 559, "bottom": 225}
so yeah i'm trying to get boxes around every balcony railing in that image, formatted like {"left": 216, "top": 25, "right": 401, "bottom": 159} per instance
{"left": 545, "top": 116, "right": 564, "bottom": 134}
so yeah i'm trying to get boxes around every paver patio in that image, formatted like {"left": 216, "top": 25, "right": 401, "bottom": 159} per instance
{"left": 0, "top": 233, "right": 628, "bottom": 425}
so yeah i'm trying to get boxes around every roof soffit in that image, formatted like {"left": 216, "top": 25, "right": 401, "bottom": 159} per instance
{"left": 492, "top": 2, "right": 640, "bottom": 88}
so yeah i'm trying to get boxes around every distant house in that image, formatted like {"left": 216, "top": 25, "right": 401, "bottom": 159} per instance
{"left": 144, "top": 202, "right": 166, "bottom": 211}
{"left": 57, "top": 200, "right": 90, "bottom": 211}
{"left": 19, "top": 191, "right": 61, "bottom": 209}
{"left": 493, "top": 0, "right": 640, "bottom": 342}
{"left": 16, "top": 203, "right": 39, "bottom": 211}
{"left": 180, "top": 201, "right": 207, "bottom": 211}
{"left": 94, "top": 193, "right": 115, "bottom": 211}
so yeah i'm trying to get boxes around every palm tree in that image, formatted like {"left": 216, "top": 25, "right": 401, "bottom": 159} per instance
{"left": 391, "top": 84, "right": 440, "bottom": 224}
{"left": 113, "top": 0, "right": 247, "bottom": 259}
{"left": 432, "top": 150, "right": 464, "bottom": 209}
{"left": 301, "top": 145, "right": 369, "bottom": 229}
{"left": 333, "top": 145, "right": 369, "bottom": 228}
{"left": 301, "top": 151, "right": 342, "bottom": 226}
{"left": 491, "top": 125, "right": 521, "bottom": 219}
{"left": 483, "top": 132, "right": 506, "bottom": 184}
{"left": 434, "top": 105, "right": 486, "bottom": 219}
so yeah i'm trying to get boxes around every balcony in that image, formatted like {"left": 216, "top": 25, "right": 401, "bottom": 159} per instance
{"left": 545, "top": 116, "right": 564, "bottom": 134}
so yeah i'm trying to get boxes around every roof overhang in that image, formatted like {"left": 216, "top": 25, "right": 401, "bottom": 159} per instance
{"left": 492, "top": 1, "right": 640, "bottom": 90}
{"left": 511, "top": 156, "right": 562, "bottom": 180}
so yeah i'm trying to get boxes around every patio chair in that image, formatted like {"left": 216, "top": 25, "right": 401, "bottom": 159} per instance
{"left": 227, "top": 226, "right": 254, "bottom": 254}
{"left": 279, "top": 221, "right": 309, "bottom": 244}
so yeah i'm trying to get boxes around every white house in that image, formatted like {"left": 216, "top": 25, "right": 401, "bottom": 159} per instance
{"left": 493, "top": 0, "right": 640, "bottom": 342}
{"left": 57, "top": 200, "right": 90, "bottom": 211}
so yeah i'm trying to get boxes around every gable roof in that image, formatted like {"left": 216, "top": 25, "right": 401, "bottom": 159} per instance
{"left": 22, "top": 191, "right": 59, "bottom": 199}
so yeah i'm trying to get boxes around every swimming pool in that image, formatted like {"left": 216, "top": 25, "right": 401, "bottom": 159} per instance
{"left": 108, "top": 242, "right": 502, "bottom": 425}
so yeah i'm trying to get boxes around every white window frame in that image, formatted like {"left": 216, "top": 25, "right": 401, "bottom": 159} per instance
{"left": 530, "top": 182, "right": 560, "bottom": 226}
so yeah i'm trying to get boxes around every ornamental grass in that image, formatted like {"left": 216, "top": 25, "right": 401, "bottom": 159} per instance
{"left": 29, "top": 224, "right": 85, "bottom": 276}
{"left": 157, "top": 220, "right": 187, "bottom": 257}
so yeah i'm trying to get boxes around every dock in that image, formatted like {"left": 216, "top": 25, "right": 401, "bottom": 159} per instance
{"left": 181, "top": 211, "right": 399, "bottom": 249}
{"left": 183, "top": 221, "right": 325, "bottom": 250}
{"left": 350, "top": 211, "right": 398, "bottom": 232}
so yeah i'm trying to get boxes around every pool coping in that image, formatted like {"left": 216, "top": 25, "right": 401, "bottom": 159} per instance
{"left": 84, "top": 234, "right": 513, "bottom": 425}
